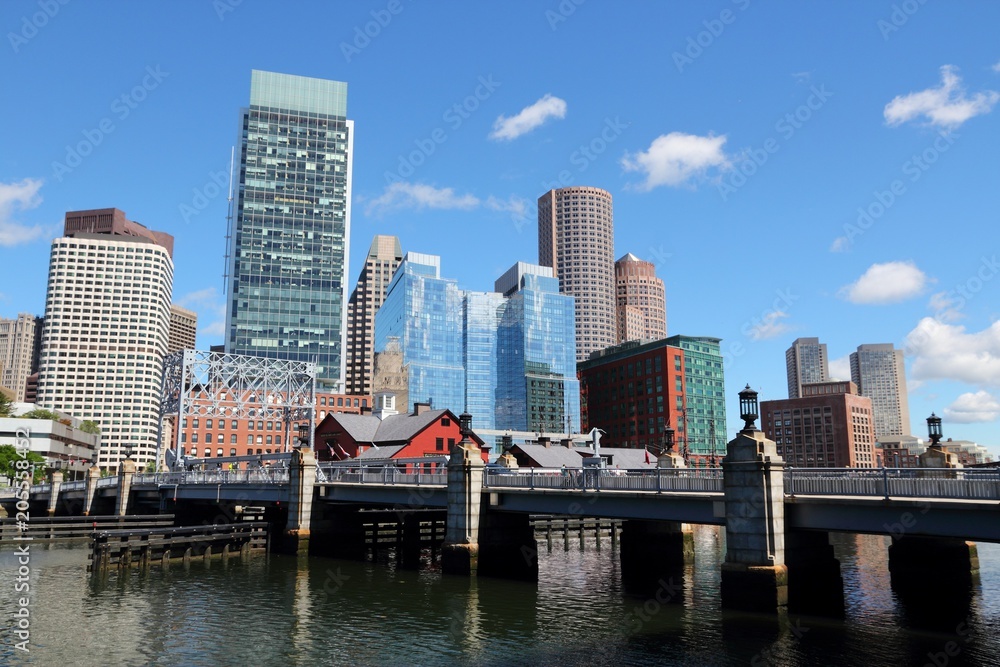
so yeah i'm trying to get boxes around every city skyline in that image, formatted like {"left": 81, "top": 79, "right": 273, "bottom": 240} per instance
{"left": 2, "top": 3, "right": 999, "bottom": 452}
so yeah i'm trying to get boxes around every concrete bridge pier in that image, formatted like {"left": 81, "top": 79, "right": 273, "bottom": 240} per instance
{"left": 889, "top": 536, "right": 979, "bottom": 585}
{"left": 441, "top": 416, "right": 484, "bottom": 576}
{"left": 279, "top": 447, "right": 316, "bottom": 557}
{"left": 308, "top": 506, "right": 368, "bottom": 560}
{"left": 620, "top": 519, "right": 693, "bottom": 591}
{"left": 477, "top": 510, "right": 538, "bottom": 580}
{"left": 720, "top": 394, "right": 787, "bottom": 613}
{"left": 784, "top": 530, "right": 844, "bottom": 616}
{"left": 82, "top": 466, "right": 101, "bottom": 516}
{"left": 47, "top": 472, "right": 63, "bottom": 517}
{"left": 116, "top": 457, "right": 137, "bottom": 516}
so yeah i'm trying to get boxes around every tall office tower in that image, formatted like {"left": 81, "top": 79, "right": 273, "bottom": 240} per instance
{"left": 665, "top": 335, "right": 727, "bottom": 463}
{"left": 37, "top": 208, "right": 174, "bottom": 469}
{"left": 225, "top": 70, "right": 353, "bottom": 391}
{"left": 615, "top": 253, "right": 666, "bottom": 344}
{"left": 537, "top": 186, "right": 615, "bottom": 363}
{"left": 494, "top": 262, "right": 579, "bottom": 433}
{"left": 785, "top": 337, "right": 829, "bottom": 399}
{"left": 168, "top": 304, "right": 197, "bottom": 354}
{"left": 463, "top": 290, "right": 507, "bottom": 430}
{"left": 0, "top": 313, "right": 43, "bottom": 402}
{"left": 850, "top": 343, "right": 911, "bottom": 439}
{"left": 345, "top": 235, "right": 402, "bottom": 396}
{"left": 374, "top": 253, "right": 465, "bottom": 415}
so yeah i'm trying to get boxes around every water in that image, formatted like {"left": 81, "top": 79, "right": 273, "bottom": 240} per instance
{"left": 3, "top": 527, "right": 999, "bottom": 666}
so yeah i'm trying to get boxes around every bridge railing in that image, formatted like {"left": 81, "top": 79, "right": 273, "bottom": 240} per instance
{"left": 132, "top": 469, "right": 290, "bottom": 486}
{"left": 316, "top": 463, "right": 446, "bottom": 486}
{"left": 61, "top": 480, "right": 86, "bottom": 492}
{"left": 484, "top": 468, "right": 724, "bottom": 493}
{"left": 785, "top": 467, "right": 1000, "bottom": 500}
{"left": 97, "top": 477, "right": 118, "bottom": 489}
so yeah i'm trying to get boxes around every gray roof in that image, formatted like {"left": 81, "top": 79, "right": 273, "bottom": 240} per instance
{"left": 357, "top": 444, "right": 406, "bottom": 460}
{"left": 333, "top": 413, "right": 381, "bottom": 442}
{"left": 596, "top": 447, "right": 657, "bottom": 469}
{"left": 324, "top": 409, "right": 473, "bottom": 446}
{"left": 513, "top": 444, "right": 656, "bottom": 469}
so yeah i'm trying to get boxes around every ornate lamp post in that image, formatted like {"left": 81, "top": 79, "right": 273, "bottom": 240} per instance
{"left": 926, "top": 412, "right": 943, "bottom": 448}
{"left": 661, "top": 423, "right": 676, "bottom": 456}
{"left": 739, "top": 384, "right": 759, "bottom": 431}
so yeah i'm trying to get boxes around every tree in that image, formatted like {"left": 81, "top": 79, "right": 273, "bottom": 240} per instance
{"left": 0, "top": 392, "right": 14, "bottom": 418}
{"left": 19, "top": 408, "right": 60, "bottom": 421}
{"left": 0, "top": 445, "right": 47, "bottom": 484}
{"left": 80, "top": 420, "right": 101, "bottom": 435}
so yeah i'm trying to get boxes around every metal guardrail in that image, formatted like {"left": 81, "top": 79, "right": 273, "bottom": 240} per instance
{"left": 97, "top": 477, "right": 118, "bottom": 488}
{"left": 484, "top": 468, "right": 724, "bottom": 493}
{"left": 785, "top": 467, "right": 1000, "bottom": 501}
{"left": 61, "top": 480, "right": 86, "bottom": 491}
{"left": 316, "top": 463, "right": 447, "bottom": 486}
{"left": 132, "top": 469, "right": 290, "bottom": 485}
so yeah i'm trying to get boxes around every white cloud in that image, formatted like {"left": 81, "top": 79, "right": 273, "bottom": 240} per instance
{"left": 621, "top": 132, "right": 730, "bottom": 190}
{"left": 176, "top": 287, "right": 226, "bottom": 340}
{"left": 944, "top": 391, "right": 1000, "bottom": 423}
{"left": 839, "top": 261, "right": 929, "bottom": 304}
{"left": 365, "top": 182, "right": 481, "bottom": 216}
{"left": 0, "top": 178, "right": 45, "bottom": 246}
{"left": 489, "top": 94, "right": 567, "bottom": 141}
{"left": 928, "top": 291, "right": 964, "bottom": 323}
{"left": 993, "top": 61, "right": 1000, "bottom": 73}
{"left": 485, "top": 195, "right": 527, "bottom": 218}
{"left": 829, "top": 236, "right": 850, "bottom": 253}
{"left": 905, "top": 318, "right": 1000, "bottom": 386}
{"left": 747, "top": 310, "right": 791, "bottom": 341}
{"left": 829, "top": 355, "right": 852, "bottom": 382}
{"left": 884, "top": 65, "right": 999, "bottom": 128}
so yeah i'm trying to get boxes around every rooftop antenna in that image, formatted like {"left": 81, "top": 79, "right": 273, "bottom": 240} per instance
{"left": 222, "top": 145, "right": 235, "bottom": 295}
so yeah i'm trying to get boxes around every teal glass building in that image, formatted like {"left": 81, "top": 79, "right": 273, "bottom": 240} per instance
{"left": 374, "top": 253, "right": 466, "bottom": 416}
{"left": 374, "top": 256, "right": 579, "bottom": 434}
{"left": 665, "top": 335, "right": 727, "bottom": 459}
{"left": 226, "top": 70, "right": 353, "bottom": 390}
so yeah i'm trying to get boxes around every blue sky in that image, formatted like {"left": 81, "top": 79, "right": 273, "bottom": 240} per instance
{"left": 2, "top": 1, "right": 999, "bottom": 453}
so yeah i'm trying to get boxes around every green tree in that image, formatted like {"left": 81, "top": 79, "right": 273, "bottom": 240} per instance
{"left": 80, "top": 420, "right": 101, "bottom": 435}
{"left": 0, "top": 444, "right": 47, "bottom": 484}
{"left": 19, "top": 408, "right": 60, "bottom": 421}
{"left": 0, "top": 392, "right": 14, "bottom": 418}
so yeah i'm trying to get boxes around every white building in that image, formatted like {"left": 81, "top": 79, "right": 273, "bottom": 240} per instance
{"left": 0, "top": 403, "right": 100, "bottom": 479}
{"left": 36, "top": 209, "right": 174, "bottom": 470}
{"left": 850, "top": 343, "right": 910, "bottom": 439}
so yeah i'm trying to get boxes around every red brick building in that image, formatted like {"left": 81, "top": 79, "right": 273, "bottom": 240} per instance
{"left": 170, "top": 391, "right": 371, "bottom": 459}
{"left": 761, "top": 381, "right": 877, "bottom": 468}
{"left": 578, "top": 339, "right": 686, "bottom": 453}
{"left": 315, "top": 399, "right": 487, "bottom": 462}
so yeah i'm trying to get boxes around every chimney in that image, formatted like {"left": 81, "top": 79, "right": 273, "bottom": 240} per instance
{"left": 538, "top": 436, "right": 550, "bottom": 448}
{"left": 414, "top": 402, "right": 431, "bottom": 416}
{"left": 561, "top": 438, "right": 573, "bottom": 448}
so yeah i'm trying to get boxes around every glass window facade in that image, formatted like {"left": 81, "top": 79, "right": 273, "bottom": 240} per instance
{"left": 226, "top": 70, "right": 353, "bottom": 390}
{"left": 665, "top": 335, "right": 727, "bottom": 457}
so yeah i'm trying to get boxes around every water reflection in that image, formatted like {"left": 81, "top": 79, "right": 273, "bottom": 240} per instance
{"left": 1, "top": 528, "right": 999, "bottom": 665}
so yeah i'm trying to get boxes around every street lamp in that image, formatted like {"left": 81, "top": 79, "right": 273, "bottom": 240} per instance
{"left": 927, "top": 412, "right": 943, "bottom": 448}
{"left": 661, "top": 423, "right": 675, "bottom": 456}
{"left": 739, "top": 384, "right": 759, "bottom": 431}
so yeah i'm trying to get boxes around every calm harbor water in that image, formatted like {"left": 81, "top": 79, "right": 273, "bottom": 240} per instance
{"left": 2, "top": 526, "right": 999, "bottom": 666}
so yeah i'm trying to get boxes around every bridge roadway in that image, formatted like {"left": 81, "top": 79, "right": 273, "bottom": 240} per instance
{"left": 20, "top": 465, "right": 997, "bottom": 543}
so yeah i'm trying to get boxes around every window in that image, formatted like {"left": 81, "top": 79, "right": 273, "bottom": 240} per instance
{"left": 266, "top": 436, "right": 273, "bottom": 445}
{"left": 436, "top": 437, "right": 444, "bottom": 451}
{"left": 229, "top": 448, "right": 237, "bottom": 457}
{"left": 275, "top": 435, "right": 281, "bottom": 445}
{"left": 191, "top": 433, "right": 199, "bottom": 444}
{"left": 231, "top": 434, "right": 237, "bottom": 444}
{"left": 442, "top": 417, "right": 451, "bottom": 427}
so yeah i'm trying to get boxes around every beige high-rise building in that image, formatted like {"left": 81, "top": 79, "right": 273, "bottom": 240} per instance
{"left": 168, "top": 304, "right": 198, "bottom": 354}
{"left": 538, "top": 186, "right": 615, "bottom": 363}
{"left": 0, "top": 313, "right": 43, "bottom": 402}
{"left": 37, "top": 208, "right": 174, "bottom": 470}
{"left": 614, "top": 253, "right": 666, "bottom": 344}
{"left": 345, "top": 235, "right": 403, "bottom": 396}
{"left": 786, "top": 337, "right": 829, "bottom": 399}
{"left": 850, "top": 343, "right": 911, "bottom": 439}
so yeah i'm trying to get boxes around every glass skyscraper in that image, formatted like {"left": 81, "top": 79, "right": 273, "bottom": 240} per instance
{"left": 374, "top": 256, "right": 579, "bottom": 433}
{"left": 226, "top": 70, "right": 353, "bottom": 390}
{"left": 374, "top": 253, "right": 466, "bottom": 415}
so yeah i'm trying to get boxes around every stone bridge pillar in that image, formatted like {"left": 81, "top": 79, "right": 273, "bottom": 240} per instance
{"left": 281, "top": 447, "right": 316, "bottom": 557}
{"left": 784, "top": 529, "right": 844, "bottom": 615}
{"left": 478, "top": 510, "right": 537, "bottom": 580}
{"left": 82, "top": 465, "right": 101, "bottom": 516}
{"left": 441, "top": 415, "right": 484, "bottom": 575}
{"left": 720, "top": 388, "right": 787, "bottom": 612}
{"left": 47, "top": 471, "right": 63, "bottom": 517}
{"left": 116, "top": 457, "right": 136, "bottom": 517}
{"left": 620, "top": 519, "right": 693, "bottom": 592}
